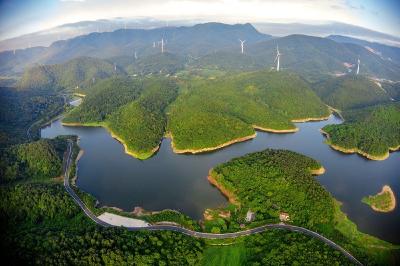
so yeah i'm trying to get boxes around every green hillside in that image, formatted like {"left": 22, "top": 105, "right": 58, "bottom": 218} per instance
{"left": 313, "top": 75, "right": 392, "bottom": 110}
{"left": 322, "top": 103, "right": 400, "bottom": 160}
{"left": 63, "top": 77, "right": 143, "bottom": 123}
{"left": 208, "top": 149, "right": 398, "bottom": 265}
{"left": 126, "top": 52, "right": 185, "bottom": 75}
{"left": 382, "top": 81, "right": 400, "bottom": 101}
{"left": 168, "top": 71, "right": 329, "bottom": 152}
{"left": 0, "top": 137, "right": 68, "bottom": 183}
{"left": 106, "top": 78, "right": 178, "bottom": 159}
{"left": 18, "top": 57, "right": 124, "bottom": 91}
{"left": 0, "top": 181, "right": 204, "bottom": 265}
{"left": 0, "top": 87, "right": 65, "bottom": 147}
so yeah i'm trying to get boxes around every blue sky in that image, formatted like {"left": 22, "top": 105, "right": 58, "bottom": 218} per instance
{"left": 0, "top": 0, "right": 399, "bottom": 40}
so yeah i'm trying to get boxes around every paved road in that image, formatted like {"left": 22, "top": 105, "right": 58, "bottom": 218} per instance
{"left": 63, "top": 140, "right": 363, "bottom": 266}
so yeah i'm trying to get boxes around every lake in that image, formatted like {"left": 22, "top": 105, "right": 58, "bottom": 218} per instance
{"left": 41, "top": 115, "right": 400, "bottom": 244}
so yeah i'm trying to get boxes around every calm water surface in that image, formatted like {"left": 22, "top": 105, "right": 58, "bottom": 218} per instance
{"left": 41, "top": 115, "right": 400, "bottom": 244}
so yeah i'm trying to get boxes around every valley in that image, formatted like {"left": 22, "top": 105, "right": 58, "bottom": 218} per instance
{"left": 1, "top": 20, "right": 400, "bottom": 265}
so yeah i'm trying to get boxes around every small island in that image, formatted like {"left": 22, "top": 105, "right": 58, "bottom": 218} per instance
{"left": 362, "top": 185, "right": 396, "bottom": 212}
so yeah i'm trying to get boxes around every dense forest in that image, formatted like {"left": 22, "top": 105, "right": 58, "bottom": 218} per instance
{"left": 0, "top": 134, "right": 205, "bottom": 265}
{"left": 17, "top": 57, "right": 125, "bottom": 91}
{"left": 106, "top": 78, "right": 179, "bottom": 158}
{"left": 2, "top": 50, "right": 399, "bottom": 265}
{"left": 208, "top": 149, "right": 398, "bottom": 265}
{"left": 63, "top": 77, "right": 143, "bottom": 123}
{"left": 168, "top": 71, "right": 329, "bottom": 151}
{"left": 313, "top": 75, "right": 391, "bottom": 110}
{"left": 0, "top": 87, "right": 65, "bottom": 147}
{"left": 64, "top": 77, "right": 178, "bottom": 158}
{"left": 63, "top": 70, "right": 329, "bottom": 157}
{"left": 0, "top": 137, "right": 68, "bottom": 183}
{"left": 322, "top": 103, "right": 400, "bottom": 159}
{"left": 0, "top": 182, "right": 205, "bottom": 265}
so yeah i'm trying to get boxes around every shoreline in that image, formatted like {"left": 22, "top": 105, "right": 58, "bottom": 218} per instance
{"left": 291, "top": 113, "right": 332, "bottom": 123}
{"left": 62, "top": 121, "right": 160, "bottom": 160}
{"left": 253, "top": 125, "right": 298, "bottom": 133}
{"left": 207, "top": 172, "right": 239, "bottom": 206}
{"left": 365, "top": 185, "right": 396, "bottom": 213}
{"left": 62, "top": 113, "right": 332, "bottom": 159}
{"left": 168, "top": 132, "right": 257, "bottom": 154}
{"left": 320, "top": 129, "right": 397, "bottom": 161}
{"left": 310, "top": 166, "right": 326, "bottom": 175}
{"left": 167, "top": 114, "right": 332, "bottom": 154}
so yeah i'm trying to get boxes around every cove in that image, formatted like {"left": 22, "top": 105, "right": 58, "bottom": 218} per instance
{"left": 41, "top": 115, "right": 400, "bottom": 244}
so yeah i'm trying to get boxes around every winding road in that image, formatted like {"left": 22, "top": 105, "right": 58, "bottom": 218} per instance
{"left": 63, "top": 140, "right": 363, "bottom": 265}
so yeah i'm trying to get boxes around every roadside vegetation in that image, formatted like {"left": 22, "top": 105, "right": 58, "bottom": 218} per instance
{"left": 0, "top": 137, "right": 69, "bottom": 183}
{"left": 206, "top": 149, "right": 399, "bottom": 265}
{"left": 0, "top": 87, "right": 65, "bottom": 147}
{"left": 201, "top": 230, "right": 354, "bottom": 266}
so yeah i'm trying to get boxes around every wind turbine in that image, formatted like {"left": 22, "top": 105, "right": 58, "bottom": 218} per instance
{"left": 134, "top": 51, "right": 137, "bottom": 59}
{"left": 274, "top": 45, "right": 281, "bottom": 72}
{"left": 114, "top": 63, "right": 117, "bottom": 72}
{"left": 158, "top": 38, "right": 165, "bottom": 53}
{"left": 239, "top": 39, "right": 246, "bottom": 54}
{"left": 356, "top": 57, "right": 360, "bottom": 75}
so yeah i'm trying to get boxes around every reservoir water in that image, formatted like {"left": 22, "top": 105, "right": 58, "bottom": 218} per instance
{"left": 41, "top": 115, "right": 400, "bottom": 244}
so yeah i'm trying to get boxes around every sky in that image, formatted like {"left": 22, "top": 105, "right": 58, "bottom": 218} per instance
{"left": 0, "top": 0, "right": 399, "bottom": 40}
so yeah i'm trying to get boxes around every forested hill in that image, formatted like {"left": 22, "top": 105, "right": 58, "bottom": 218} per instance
{"left": 327, "top": 35, "right": 400, "bottom": 65}
{"left": 3, "top": 22, "right": 400, "bottom": 82}
{"left": 62, "top": 71, "right": 328, "bottom": 158}
{"left": 63, "top": 76, "right": 179, "bottom": 159}
{"left": 322, "top": 103, "right": 400, "bottom": 160}
{"left": 0, "top": 22, "right": 270, "bottom": 76}
{"left": 17, "top": 57, "right": 125, "bottom": 91}
{"left": 0, "top": 137, "right": 68, "bottom": 183}
{"left": 192, "top": 34, "right": 400, "bottom": 81}
{"left": 312, "top": 75, "right": 392, "bottom": 110}
{"left": 168, "top": 71, "right": 329, "bottom": 152}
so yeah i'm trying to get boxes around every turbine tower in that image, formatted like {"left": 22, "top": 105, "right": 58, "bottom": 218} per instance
{"left": 134, "top": 51, "right": 137, "bottom": 59}
{"left": 114, "top": 63, "right": 117, "bottom": 72}
{"left": 274, "top": 45, "right": 281, "bottom": 72}
{"left": 239, "top": 39, "right": 246, "bottom": 54}
{"left": 159, "top": 38, "right": 165, "bottom": 53}
{"left": 356, "top": 57, "right": 360, "bottom": 75}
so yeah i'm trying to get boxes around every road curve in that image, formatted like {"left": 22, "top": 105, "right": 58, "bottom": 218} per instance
{"left": 63, "top": 140, "right": 363, "bottom": 266}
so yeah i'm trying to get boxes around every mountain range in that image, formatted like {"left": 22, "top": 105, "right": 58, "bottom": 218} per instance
{"left": 1, "top": 22, "right": 400, "bottom": 83}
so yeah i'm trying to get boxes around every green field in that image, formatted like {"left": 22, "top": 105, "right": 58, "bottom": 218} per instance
{"left": 202, "top": 243, "right": 247, "bottom": 266}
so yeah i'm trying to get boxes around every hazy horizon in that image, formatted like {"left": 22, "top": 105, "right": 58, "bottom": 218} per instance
{"left": 1, "top": 0, "right": 399, "bottom": 41}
